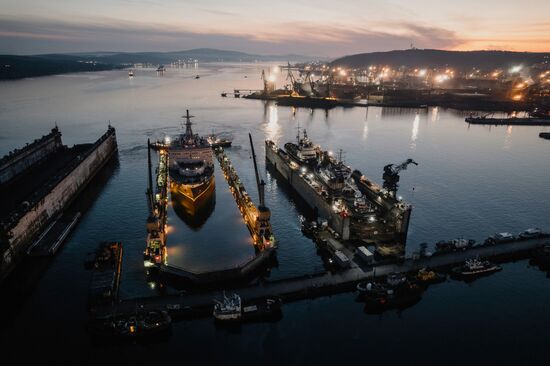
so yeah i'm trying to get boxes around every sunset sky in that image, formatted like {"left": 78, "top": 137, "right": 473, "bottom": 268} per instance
{"left": 1, "top": 0, "right": 549, "bottom": 56}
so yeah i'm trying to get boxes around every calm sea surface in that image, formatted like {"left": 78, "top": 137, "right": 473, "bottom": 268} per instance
{"left": 1, "top": 63, "right": 550, "bottom": 364}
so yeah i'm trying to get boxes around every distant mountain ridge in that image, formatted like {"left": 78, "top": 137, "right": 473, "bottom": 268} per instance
{"left": 39, "top": 48, "right": 319, "bottom": 64}
{"left": 0, "top": 48, "right": 319, "bottom": 79}
{"left": 331, "top": 49, "right": 550, "bottom": 70}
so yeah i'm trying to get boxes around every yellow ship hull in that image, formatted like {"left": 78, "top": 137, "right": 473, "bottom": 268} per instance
{"left": 170, "top": 175, "right": 216, "bottom": 226}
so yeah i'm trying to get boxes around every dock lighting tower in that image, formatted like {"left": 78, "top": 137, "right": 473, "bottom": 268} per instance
{"left": 382, "top": 159, "right": 418, "bottom": 198}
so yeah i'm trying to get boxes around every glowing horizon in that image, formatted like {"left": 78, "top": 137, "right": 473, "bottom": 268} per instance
{"left": 1, "top": 0, "right": 549, "bottom": 56}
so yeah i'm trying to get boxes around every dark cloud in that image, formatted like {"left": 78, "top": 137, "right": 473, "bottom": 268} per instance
{"left": 0, "top": 16, "right": 465, "bottom": 56}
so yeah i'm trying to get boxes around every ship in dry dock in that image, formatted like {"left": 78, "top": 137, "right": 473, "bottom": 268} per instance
{"left": 266, "top": 130, "right": 416, "bottom": 256}
{"left": 167, "top": 110, "right": 215, "bottom": 219}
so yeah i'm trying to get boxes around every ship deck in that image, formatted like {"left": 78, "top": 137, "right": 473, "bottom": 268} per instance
{"left": 0, "top": 144, "right": 91, "bottom": 221}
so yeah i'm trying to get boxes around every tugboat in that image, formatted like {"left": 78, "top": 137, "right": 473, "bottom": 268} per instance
{"left": 213, "top": 293, "right": 242, "bottom": 322}
{"left": 452, "top": 258, "right": 502, "bottom": 278}
{"left": 88, "top": 310, "right": 171, "bottom": 339}
{"left": 207, "top": 133, "right": 232, "bottom": 148}
{"left": 167, "top": 110, "right": 215, "bottom": 218}
{"left": 284, "top": 129, "right": 318, "bottom": 166}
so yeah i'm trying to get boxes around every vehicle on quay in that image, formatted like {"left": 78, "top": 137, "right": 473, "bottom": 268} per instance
{"left": 485, "top": 232, "right": 516, "bottom": 245}
{"left": 519, "top": 228, "right": 548, "bottom": 239}
{"left": 435, "top": 238, "right": 475, "bottom": 252}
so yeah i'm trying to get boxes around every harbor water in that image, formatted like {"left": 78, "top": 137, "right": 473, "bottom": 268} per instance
{"left": 1, "top": 63, "right": 550, "bottom": 364}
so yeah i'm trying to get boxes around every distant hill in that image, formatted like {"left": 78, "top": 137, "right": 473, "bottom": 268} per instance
{"left": 0, "top": 48, "right": 318, "bottom": 79}
{"left": 66, "top": 48, "right": 317, "bottom": 64}
{"left": 331, "top": 49, "right": 550, "bottom": 71}
{"left": 0, "top": 54, "right": 122, "bottom": 80}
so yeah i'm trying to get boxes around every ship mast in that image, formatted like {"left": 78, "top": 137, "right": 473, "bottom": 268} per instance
{"left": 249, "top": 133, "right": 265, "bottom": 208}
{"left": 182, "top": 109, "right": 195, "bottom": 140}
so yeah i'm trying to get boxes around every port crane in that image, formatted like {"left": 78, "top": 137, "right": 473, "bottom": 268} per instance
{"left": 249, "top": 133, "right": 274, "bottom": 248}
{"left": 382, "top": 159, "right": 418, "bottom": 198}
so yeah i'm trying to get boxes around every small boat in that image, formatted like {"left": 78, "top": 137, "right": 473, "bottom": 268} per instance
{"left": 207, "top": 133, "right": 232, "bottom": 148}
{"left": 415, "top": 268, "right": 446, "bottom": 285}
{"left": 386, "top": 272, "right": 407, "bottom": 287}
{"left": 195, "top": 75, "right": 200, "bottom": 79}
{"left": 156, "top": 65, "right": 166, "bottom": 72}
{"left": 358, "top": 281, "right": 422, "bottom": 313}
{"left": 88, "top": 310, "right": 171, "bottom": 338}
{"left": 300, "top": 217, "right": 318, "bottom": 237}
{"left": 128, "top": 70, "right": 134, "bottom": 78}
{"left": 356, "top": 281, "right": 387, "bottom": 294}
{"left": 452, "top": 258, "right": 502, "bottom": 277}
{"left": 213, "top": 293, "right": 242, "bottom": 322}
{"left": 221, "top": 92, "right": 227, "bottom": 97}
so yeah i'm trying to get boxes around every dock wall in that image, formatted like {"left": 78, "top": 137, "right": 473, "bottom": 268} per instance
{"left": 0, "top": 127, "right": 63, "bottom": 184}
{"left": 265, "top": 143, "right": 350, "bottom": 240}
{"left": 0, "top": 127, "right": 118, "bottom": 281}
{"left": 161, "top": 247, "right": 275, "bottom": 285}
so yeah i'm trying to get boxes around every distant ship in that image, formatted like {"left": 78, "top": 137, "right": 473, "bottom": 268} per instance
{"left": 167, "top": 110, "right": 215, "bottom": 219}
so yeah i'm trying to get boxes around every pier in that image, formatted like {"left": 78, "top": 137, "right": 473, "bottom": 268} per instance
{"left": 97, "top": 235, "right": 550, "bottom": 318}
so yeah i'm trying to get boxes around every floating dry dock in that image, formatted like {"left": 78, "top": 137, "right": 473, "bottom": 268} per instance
{"left": 144, "top": 134, "right": 276, "bottom": 284}
{"left": 96, "top": 234, "right": 550, "bottom": 318}
{"left": 0, "top": 126, "right": 118, "bottom": 281}
{"left": 265, "top": 138, "right": 412, "bottom": 256}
